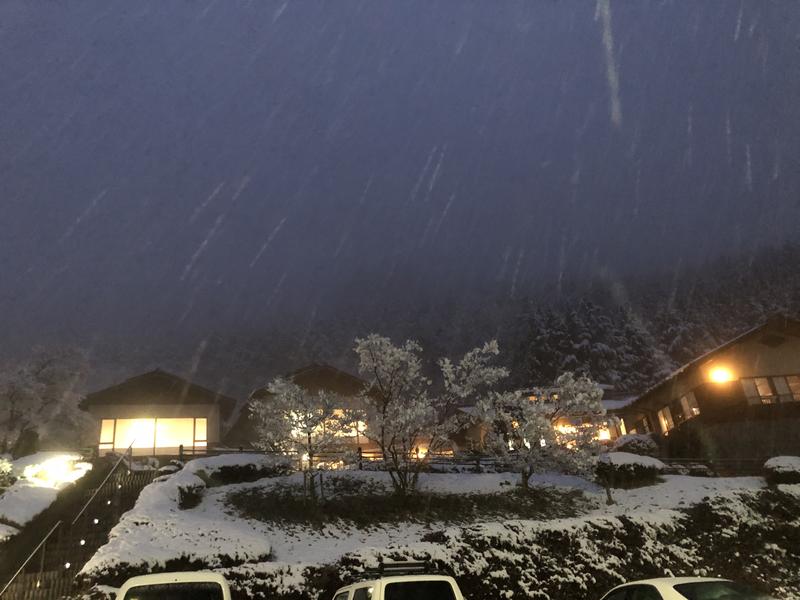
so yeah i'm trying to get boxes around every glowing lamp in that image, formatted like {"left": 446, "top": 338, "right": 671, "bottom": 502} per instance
{"left": 709, "top": 366, "right": 735, "bottom": 384}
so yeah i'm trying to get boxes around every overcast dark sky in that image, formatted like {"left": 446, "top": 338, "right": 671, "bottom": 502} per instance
{"left": 1, "top": 0, "right": 799, "bottom": 351}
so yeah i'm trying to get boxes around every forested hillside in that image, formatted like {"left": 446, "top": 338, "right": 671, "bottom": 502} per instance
{"left": 83, "top": 243, "right": 800, "bottom": 398}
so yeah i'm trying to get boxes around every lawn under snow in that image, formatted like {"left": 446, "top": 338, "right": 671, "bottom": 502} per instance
{"left": 0, "top": 452, "right": 92, "bottom": 541}
{"left": 82, "top": 454, "right": 766, "bottom": 581}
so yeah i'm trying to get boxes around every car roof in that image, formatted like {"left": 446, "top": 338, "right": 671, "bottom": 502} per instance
{"left": 119, "top": 571, "right": 229, "bottom": 588}
{"left": 335, "top": 575, "right": 456, "bottom": 592}
{"left": 610, "top": 577, "right": 730, "bottom": 591}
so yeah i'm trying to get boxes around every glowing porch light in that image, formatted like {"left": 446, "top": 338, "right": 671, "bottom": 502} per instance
{"left": 709, "top": 366, "right": 735, "bottom": 384}
{"left": 596, "top": 427, "right": 611, "bottom": 441}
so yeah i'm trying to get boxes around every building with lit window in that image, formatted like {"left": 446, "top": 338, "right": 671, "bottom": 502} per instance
{"left": 224, "top": 364, "right": 374, "bottom": 451}
{"left": 618, "top": 315, "right": 800, "bottom": 461}
{"left": 82, "top": 369, "right": 238, "bottom": 457}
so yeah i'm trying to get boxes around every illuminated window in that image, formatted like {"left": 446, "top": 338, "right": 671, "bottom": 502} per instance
{"left": 194, "top": 418, "right": 207, "bottom": 442}
{"left": 786, "top": 376, "right": 800, "bottom": 402}
{"left": 657, "top": 406, "right": 675, "bottom": 434}
{"left": 99, "top": 417, "right": 210, "bottom": 453}
{"left": 113, "top": 419, "right": 156, "bottom": 450}
{"left": 156, "top": 418, "right": 194, "bottom": 450}
{"left": 99, "top": 419, "right": 115, "bottom": 450}
{"left": 754, "top": 377, "right": 775, "bottom": 403}
{"left": 679, "top": 392, "right": 700, "bottom": 420}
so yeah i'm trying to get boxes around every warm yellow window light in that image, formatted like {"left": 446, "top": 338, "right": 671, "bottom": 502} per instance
{"left": 709, "top": 366, "right": 735, "bottom": 383}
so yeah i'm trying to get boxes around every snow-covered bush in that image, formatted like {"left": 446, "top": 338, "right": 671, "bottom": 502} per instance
{"left": 596, "top": 452, "right": 665, "bottom": 488}
{"left": 176, "top": 473, "right": 206, "bottom": 509}
{"left": 763, "top": 456, "right": 800, "bottom": 485}
{"left": 611, "top": 433, "right": 659, "bottom": 457}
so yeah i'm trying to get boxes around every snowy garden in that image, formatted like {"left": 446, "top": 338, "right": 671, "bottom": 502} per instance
{"left": 73, "top": 451, "right": 800, "bottom": 600}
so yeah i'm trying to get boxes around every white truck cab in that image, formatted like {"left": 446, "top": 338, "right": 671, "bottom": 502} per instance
{"left": 117, "top": 571, "right": 232, "bottom": 600}
{"left": 332, "top": 564, "right": 465, "bottom": 600}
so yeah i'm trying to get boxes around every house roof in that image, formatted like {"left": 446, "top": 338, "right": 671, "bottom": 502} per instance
{"left": 82, "top": 369, "right": 238, "bottom": 420}
{"left": 250, "top": 363, "right": 367, "bottom": 400}
{"left": 629, "top": 314, "right": 800, "bottom": 410}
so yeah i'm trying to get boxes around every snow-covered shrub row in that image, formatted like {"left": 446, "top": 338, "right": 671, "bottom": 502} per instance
{"left": 596, "top": 452, "right": 665, "bottom": 489}
{"left": 763, "top": 456, "right": 800, "bottom": 485}
{"left": 219, "top": 485, "right": 800, "bottom": 600}
{"left": 611, "top": 433, "right": 659, "bottom": 457}
{"left": 80, "top": 454, "right": 291, "bottom": 583}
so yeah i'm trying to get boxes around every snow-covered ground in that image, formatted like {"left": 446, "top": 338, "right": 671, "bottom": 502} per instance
{"left": 0, "top": 452, "right": 92, "bottom": 542}
{"left": 82, "top": 454, "right": 767, "bottom": 580}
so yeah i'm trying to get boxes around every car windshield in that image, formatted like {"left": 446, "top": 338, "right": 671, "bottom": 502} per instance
{"left": 122, "top": 582, "right": 224, "bottom": 600}
{"left": 384, "top": 581, "right": 456, "bottom": 600}
{"left": 673, "top": 581, "right": 777, "bottom": 600}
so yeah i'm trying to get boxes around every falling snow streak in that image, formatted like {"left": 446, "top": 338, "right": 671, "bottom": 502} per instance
{"left": 596, "top": 0, "right": 622, "bottom": 128}
{"left": 180, "top": 213, "right": 226, "bottom": 281}
{"left": 190, "top": 182, "right": 226, "bottom": 223}
{"left": 59, "top": 189, "right": 108, "bottom": 243}
{"left": 249, "top": 217, "right": 288, "bottom": 268}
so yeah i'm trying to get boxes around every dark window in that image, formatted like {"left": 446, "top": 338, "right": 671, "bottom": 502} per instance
{"left": 123, "top": 582, "right": 223, "bottom": 600}
{"left": 352, "top": 587, "right": 373, "bottom": 600}
{"left": 384, "top": 581, "right": 456, "bottom": 600}
{"left": 628, "top": 585, "right": 663, "bottom": 600}
{"left": 673, "top": 580, "right": 776, "bottom": 600}
{"left": 334, "top": 593, "right": 350, "bottom": 600}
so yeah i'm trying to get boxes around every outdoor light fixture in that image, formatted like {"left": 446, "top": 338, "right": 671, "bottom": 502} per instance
{"left": 65, "top": 562, "right": 71, "bottom": 569}
{"left": 80, "top": 539, "right": 86, "bottom": 546}
{"left": 709, "top": 366, "right": 735, "bottom": 383}
{"left": 93, "top": 518, "right": 99, "bottom": 524}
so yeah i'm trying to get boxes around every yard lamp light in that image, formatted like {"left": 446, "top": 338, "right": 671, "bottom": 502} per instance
{"left": 80, "top": 539, "right": 86, "bottom": 546}
{"left": 709, "top": 366, "right": 735, "bottom": 384}
{"left": 93, "top": 518, "right": 99, "bottom": 525}
{"left": 65, "top": 562, "right": 71, "bottom": 570}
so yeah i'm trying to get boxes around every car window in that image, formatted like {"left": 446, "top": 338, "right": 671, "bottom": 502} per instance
{"left": 352, "top": 587, "right": 373, "bottom": 600}
{"left": 602, "top": 588, "right": 630, "bottom": 600}
{"left": 673, "top": 581, "right": 776, "bottom": 600}
{"left": 384, "top": 581, "right": 456, "bottom": 600}
{"left": 334, "top": 593, "right": 350, "bottom": 600}
{"left": 629, "top": 585, "right": 663, "bottom": 600}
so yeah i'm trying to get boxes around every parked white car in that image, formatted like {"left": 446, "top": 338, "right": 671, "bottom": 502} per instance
{"left": 332, "top": 571, "right": 464, "bottom": 600}
{"left": 600, "top": 577, "right": 777, "bottom": 600}
{"left": 117, "top": 571, "right": 232, "bottom": 600}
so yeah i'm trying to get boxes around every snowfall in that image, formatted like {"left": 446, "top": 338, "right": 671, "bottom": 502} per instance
{"left": 0, "top": 452, "right": 92, "bottom": 542}
{"left": 80, "top": 453, "right": 765, "bottom": 583}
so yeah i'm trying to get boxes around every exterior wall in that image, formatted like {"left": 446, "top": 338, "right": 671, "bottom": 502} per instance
{"left": 86, "top": 403, "right": 221, "bottom": 456}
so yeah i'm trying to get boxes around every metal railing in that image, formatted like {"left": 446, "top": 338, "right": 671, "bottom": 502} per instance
{"left": 72, "top": 442, "right": 134, "bottom": 526}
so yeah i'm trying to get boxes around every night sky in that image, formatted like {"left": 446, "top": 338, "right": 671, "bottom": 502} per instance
{"left": 1, "top": 1, "right": 799, "bottom": 351}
